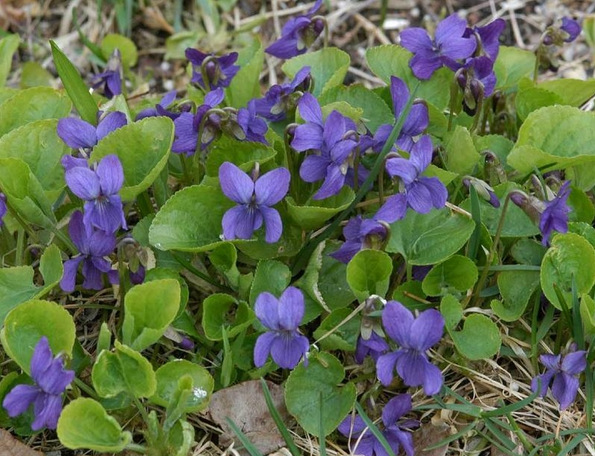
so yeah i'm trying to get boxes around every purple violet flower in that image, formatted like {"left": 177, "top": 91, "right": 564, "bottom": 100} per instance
{"left": 463, "top": 177, "right": 500, "bottom": 208}
{"left": 291, "top": 94, "right": 360, "bottom": 200}
{"left": 400, "top": 13, "right": 477, "bottom": 80}
{"left": 539, "top": 181, "right": 571, "bottom": 246}
{"left": 136, "top": 91, "right": 186, "bottom": 121}
{"left": 266, "top": 0, "right": 324, "bottom": 59}
{"left": 376, "top": 301, "right": 444, "bottom": 395}
{"left": 456, "top": 56, "right": 497, "bottom": 115}
{"left": 385, "top": 135, "right": 448, "bottom": 214}
{"left": 355, "top": 332, "right": 390, "bottom": 364}
{"left": 172, "top": 88, "right": 224, "bottom": 155}
{"left": 60, "top": 211, "right": 118, "bottom": 292}
{"left": 253, "top": 286, "right": 310, "bottom": 369}
{"left": 253, "top": 66, "right": 311, "bottom": 121}
{"left": 561, "top": 17, "right": 581, "bottom": 43}
{"left": 373, "top": 77, "right": 429, "bottom": 153}
{"left": 464, "top": 19, "right": 506, "bottom": 61}
{"left": 57, "top": 111, "right": 127, "bottom": 150}
{"left": 92, "top": 50, "right": 122, "bottom": 99}
{"left": 0, "top": 193, "right": 6, "bottom": 227}
{"left": 237, "top": 100, "right": 269, "bottom": 144}
{"left": 186, "top": 49, "right": 239, "bottom": 90}
{"left": 63, "top": 154, "right": 127, "bottom": 234}
{"left": 2, "top": 337, "right": 74, "bottom": 430}
{"left": 331, "top": 192, "right": 408, "bottom": 263}
{"left": 532, "top": 347, "right": 586, "bottom": 410}
{"left": 219, "top": 162, "right": 290, "bottom": 243}
{"left": 338, "top": 395, "right": 416, "bottom": 456}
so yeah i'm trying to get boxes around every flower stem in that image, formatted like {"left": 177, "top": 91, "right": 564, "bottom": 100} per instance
{"left": 126, "top": 443, "right": 148, "bottom": 455}
{"left": 73, "top": 377, "right": 99, "bottom": 400}
{"left": 472, "top": 194, "right": 511, "bottom": 306}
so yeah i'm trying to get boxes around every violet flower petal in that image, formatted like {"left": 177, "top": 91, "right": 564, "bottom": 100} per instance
{"left": 300, "top": 154, "right": 330, "bottom": 182}
{"left": 60, "top": 257, "right": 84, "bottom": 293}
{"left": 313, "top": 164, "right": 345, "bottom": 200}
{"left": 96, "top": 154, "right": 124, "bottom": 195}
{"left": 57, "top": 118, "right": 97, "bottom": 149}
{"left": 260, "top": 206, "right": 283, "bottom": 243}
{"left": 408, "top": 309, "right": 444, "bottom": 351}
{"left": 270, "top": 333, "right": 309, "bottom": 369}
{"left": 254, "top": 332, "right": 277, "bottom": 367}
{"left": 278, "top": 286, "right": 305, "bottom": 330}
{"left": 2, "top": 384, "right": 39, "bottom": 417}
{"left": 66, "top": 167, "right": 101, "bottom": 201}
{"left": 255, "top": 167, "right": 290, "bottom": 206}
{"left": 551, "top": 372, "right": 579, "bottom": 410}
{"left": 291, "top": 123, "right": 324, "bottom": 151}
{"left": 219, "top": 162, "right": 255, "bottom": 204}
{"left": 31, "top": 393, "right": 62, "bottom": 430}
{"left": 561, "top": 350, "right": 587, "bottom": 375}
{"left": 381, "top": 394, "right": 412, "bottom": 426}
{"left": 376, "top": 352, "right": 400, "bottom": 386}
{"left": 255, "top": 292, "right": 282, "bottom": 331}
{"left": 96, "top": 112, "right": 127, "bottom": 142}
{"left": 382, "top": 301, "right": 414, "bottom": 346}
{"left": 30, "top": 336, "right": 53, "bottom": 381}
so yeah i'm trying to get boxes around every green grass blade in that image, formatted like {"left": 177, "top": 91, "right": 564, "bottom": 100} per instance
{"left": 319, "top": 392, "right": 327, "bottom": 456}
{"left": 50, "top": 40, "right": 98, "bottom": 125}
{"left": 0, "top": 34, "right": 19, "bottom": 87}
{"left": 354, "top": 402, "right": 395, "bottom": 456}
{"left": 424, "top": 421, "right": 477, "bottom": 450}
{"left": 260, "top": 378, "right": 301, "bottom": 456}
{"left": 468, "top": 185, "right": 482, "bottom": 260}
{"left": 225, "top": 417, "right": 264, "bottom": 456}
{"left": 481, "top": 388, "right": 540, "bottom": 417}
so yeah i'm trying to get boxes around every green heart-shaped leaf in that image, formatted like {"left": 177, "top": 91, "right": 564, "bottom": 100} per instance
{"left": 57, "top": 398, "right": 132, "bottom": 452}
{"left": 285, "top": 352, "right": 356, "bottom": 437}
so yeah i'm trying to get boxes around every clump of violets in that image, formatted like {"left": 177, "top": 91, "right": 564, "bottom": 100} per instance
{"left": 186, "top": 49, "right": 239, "bottom": 90}
{"left": 63, "top": 155, "right": 127, "bottom": 234}
{"left": 219, "top": 162, "right": 290, "bottom": 243}
{"left": 253, "top": 286, "right": 310, "bottom": 369}
{"left": 253, "top": 66, "right": 310, "bottom": 122}
{"left": 400, "top": 13, "right": 477, "bottom": 79}
{"left": 291, "top": 93, "right": 361, "bottom": 200}
{"left": 3, "top": 337, "right": 74, "bottom": 430}
{"left": 57, "top": 111, "right": 127, "bottom": 150}
{"left": 376, "top": 301, "right": 444, "bottom": 395}
{"left": 384, "top": 135, "right": 448, "bottom": 214}
{"left": 338, "top": 395, "right": 416, "bottom": 456}
{"left": 266, "top": 0, "right": 324, "bottom": 59}
{"left": 532, "top": 345, "right": 587, "bottom": 410}
{"left": 60, "top": 211, "right": 117, "bottom": 292}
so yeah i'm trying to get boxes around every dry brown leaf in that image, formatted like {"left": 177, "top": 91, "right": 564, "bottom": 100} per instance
{"left": 0, "top": 430, "right": 44, "bottom": 456}
{"left": 208, "top": 380, "right": 289, "bottom": 455}
{"left": 413, "top": 422, "right": 451, "bottom": 456}
{"left": 142, "top": 7, "right": 174, "bottom": 34}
